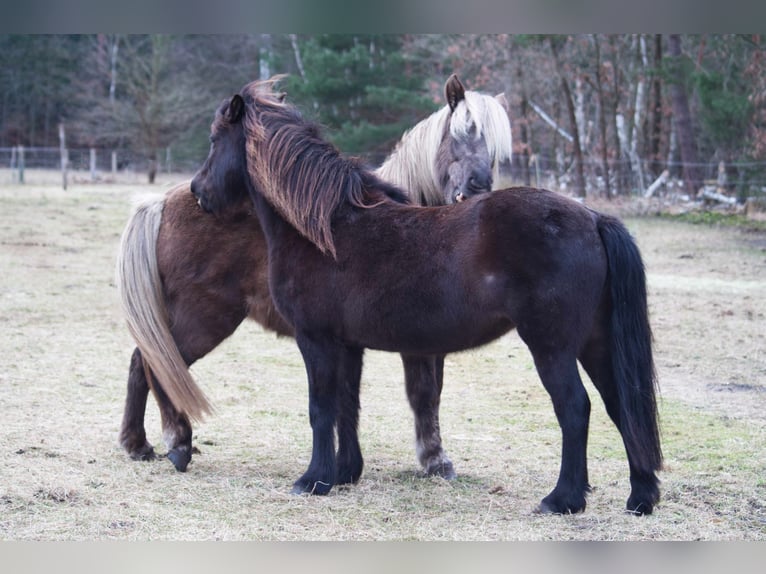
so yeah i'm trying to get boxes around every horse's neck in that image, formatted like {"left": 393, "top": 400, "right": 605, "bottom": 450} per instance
{"left": 246, "top": 185, "right": 295, "bottom": 254}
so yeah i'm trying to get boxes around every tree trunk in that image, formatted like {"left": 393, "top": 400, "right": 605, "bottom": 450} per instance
{"left": 649, "top": 34, "right": 664, "bottom": 178}
{"left": 550, "top": 37, "right": 586, "bottom": 197}
{"left": 667, "top": 34, "right": 703, "bottom": 195}
{"left": 593, "top": 35, "right": 611, "bottom": 198}
{"left": 109, "top": 35, "right": 119, "bottom": 104}
{"left": 259, "top": 34, "right": 272, "bottom": 80}
{"left": 609, "top": 36, "right": 626, "bottom": 196}
{"left": 630, "top": 34, "right": 648, "bottom": 192}
{"left": 289, "top": 34, "right": 306, "bottom": 82}
{"left": 515, "top": 60, "right": 531, "bottom": 186}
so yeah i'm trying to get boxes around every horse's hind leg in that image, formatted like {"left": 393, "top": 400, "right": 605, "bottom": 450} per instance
{"left": 119, "top": 346, "right": 194, "bottom": 471}
{"left": 401, "top": 354, "right": 455, "bottom": 479}
{"left": 579, "top": 336, "right": 660, "bottom": 515}
{"left": 149, "top": 374, "right": 195, "bottom": 472}
{"left": 119, "top": 348, "right": 156, "bottom": 461}
{"left": 530, "top": 349, "right": 591, "bottom": 514}
{"left": 335, "top": 347, "right": 364, "bottom": 485}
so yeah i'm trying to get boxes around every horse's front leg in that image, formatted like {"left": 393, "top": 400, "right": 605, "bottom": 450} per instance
{"left": 401, "top": 354, "right": 455, "bottom": 479}
{"left": 291, "top": 333, "right": 345, "bottom": 495}
{"left": 335, "top": 347, "right": 364, "bottom": 485}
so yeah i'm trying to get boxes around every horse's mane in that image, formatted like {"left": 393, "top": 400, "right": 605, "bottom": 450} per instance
{"left": 375, "top": 90, "right": 513, "bottom": 206}
{"left": 240, "top": 79, "right": 408, "bottom": 258}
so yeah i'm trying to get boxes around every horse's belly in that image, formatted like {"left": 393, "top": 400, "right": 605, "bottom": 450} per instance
{"left": 345, "top": 303, "right": 514, "bottom": 355}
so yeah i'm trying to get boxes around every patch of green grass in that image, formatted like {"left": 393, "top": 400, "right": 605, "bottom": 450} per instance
{"left": 658, "top": 211, "right": 766, "bottom": 232}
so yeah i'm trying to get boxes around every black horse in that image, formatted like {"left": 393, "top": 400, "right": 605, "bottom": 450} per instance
{"left": 190, "top": 79, "right": 663, "bottom": 515}
{"left": 116, "top": 74, "right": 511, "bottom": 477}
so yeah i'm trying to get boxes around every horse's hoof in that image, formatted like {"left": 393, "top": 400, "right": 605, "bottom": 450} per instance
{"left": 425, "top": 459, "right": 457, "bottom": 480}
{"left": 534, "top": 497, "right": 586, "bottom": 515}
{"left": 626, "top": 497, "right": 654, "bottom": 516}
{"left": 127, "top": 444, "right": 156, "bottom": 462}
{"left": 533, "top": 501, "right": 558, "bottom": 514}
{"left": 167, "top": 447, "right": 192, "bottom": 472}
{"left": 626, "top": 482, "right": 659, "bottom": 515}
{"left": 335, "top": 468, "right": 363, "bottom": 486}
{"left": 291, "top": 479, "right": 332, "bottom": 495}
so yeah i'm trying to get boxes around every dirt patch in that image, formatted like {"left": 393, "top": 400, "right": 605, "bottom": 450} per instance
{"left": 624, "top": 216, "right": 766, "bottom": 426}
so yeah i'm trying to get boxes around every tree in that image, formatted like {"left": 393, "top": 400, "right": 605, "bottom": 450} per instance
{"left": 550, "top": 35, "right": 587, "bottom": 197}
{"left": 667, "top": 34, "right": 703, "bottom": 195}
{"left": 591, "top": 35, "right": 611, "bottom": 198}
{"left": 281, "top": 35, "right": 436, "bottom": 160}
{"left": 0, "top": 35, "right": 87, "bottom": 147}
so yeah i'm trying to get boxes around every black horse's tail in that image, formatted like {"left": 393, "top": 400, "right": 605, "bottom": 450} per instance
{"left": 596, "top": 214, "right": 662, "bottom": 475}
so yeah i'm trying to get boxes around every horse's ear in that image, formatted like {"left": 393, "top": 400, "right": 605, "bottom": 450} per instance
{"left": 495, "top": 92, "right": 510, "bottom": 113}
{"left": 445, "top": 74, "right": 466, "bottom": 111}
{"left": 227, "top": 94, "right": 245, "bottom": 123}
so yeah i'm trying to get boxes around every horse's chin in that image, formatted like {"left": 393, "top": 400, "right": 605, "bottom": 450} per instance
{"left": 195, "top": 196, "right": 215, "bottom": 214}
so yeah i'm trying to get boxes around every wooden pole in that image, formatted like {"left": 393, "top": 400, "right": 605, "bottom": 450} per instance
{"left": 112, "top": 151, "right": 117, "bottom": 175}
{"left": 90, "top": 148, "right": 97, "bottom": 181}
{"left": 59, "top": 123, "right": 67, "bottom": 190}
{"left": 18, "top": 145, "right": 25, "bottom": 184}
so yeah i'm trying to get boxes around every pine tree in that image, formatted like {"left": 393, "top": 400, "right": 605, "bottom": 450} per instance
{"left": 281, "top": 35, "right": 436, "bottom": 163}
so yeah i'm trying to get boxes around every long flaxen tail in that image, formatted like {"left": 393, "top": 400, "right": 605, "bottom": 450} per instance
{"left": 597, "top": 214, "right": 662, "bottom": 475}
{"left": 115, "top": 188, "right": 213, "bottom": 423}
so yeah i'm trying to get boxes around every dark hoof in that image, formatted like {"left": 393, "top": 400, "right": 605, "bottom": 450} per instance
{"left": 626, "top": 497, "right": 655, "bottom": 516}
{"left": 167, "top": 446, "right": 192, "bottom": 472}
{"left": 127, "top": 443, "right": 156, "bottom": 462}
{"left": 335, "top": 461, "right": 363, "bottom": 485}
{"left": 425, "top": 459, "right": 457, "bottom": 480}
{"left": 534, "top": 496, "right": 587, "bottom": 515}
{"left": 626, "top": 480, "right": 659, "bottom": 515}
{"left": 291, "top": 478, "right": 333, "bottom": 495}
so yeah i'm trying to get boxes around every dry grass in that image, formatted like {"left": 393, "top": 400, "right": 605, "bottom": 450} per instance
{"left": 0, "top": 181, "right": 765, "bottom": 540}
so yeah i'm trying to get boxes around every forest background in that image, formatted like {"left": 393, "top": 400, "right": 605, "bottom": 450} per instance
{"left": 1, "top": 33, "right": 766, "bottom": 202}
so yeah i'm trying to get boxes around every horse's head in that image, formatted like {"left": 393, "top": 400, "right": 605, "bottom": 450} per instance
{"left": 191, "top": 94, "right": 249, "bottom": 215}
{"left": 437, "top": 74, "right": 495, "bottom": 204}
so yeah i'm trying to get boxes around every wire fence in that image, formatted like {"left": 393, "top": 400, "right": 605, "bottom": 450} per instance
{"left": 2, "top": 145, "right": 766, "bottom": 200}
{"left": 0, "top": 146, "right": 200, "bottom": 186}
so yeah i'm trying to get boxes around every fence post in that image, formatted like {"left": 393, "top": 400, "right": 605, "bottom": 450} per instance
{"left": 111, "top": 151, "right": 117, "bottom": 175}
{"left": 90, "top": 148, "right": 97, "bottom": 181}
{"left": 18, "top": 145, "right": 25, "bottom": 184}
{"left": 59, "top": 123, "right": 67, "bottom": 190}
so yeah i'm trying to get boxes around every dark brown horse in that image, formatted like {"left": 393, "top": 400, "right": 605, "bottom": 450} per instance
{"left": 190, "top": 79, "right": 663, "bottom": 515}
{"left": 116, "top": 75, "right": 513, "bottom": 477}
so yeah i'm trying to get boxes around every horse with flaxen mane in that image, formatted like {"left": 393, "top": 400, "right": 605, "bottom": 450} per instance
{"left": 190, "top": 78, "right": 662, "bottom": 515}
{"left": 116, "top": 74, "right": 512, "bottom": 477}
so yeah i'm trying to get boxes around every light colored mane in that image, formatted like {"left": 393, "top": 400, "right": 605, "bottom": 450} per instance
{"left": 375, "top": 90, "right": 513, "bottom": 206}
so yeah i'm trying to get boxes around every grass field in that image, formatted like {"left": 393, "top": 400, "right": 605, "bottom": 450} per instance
{"left": 0, "top": 181, "right": 764, "bottom": 540}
